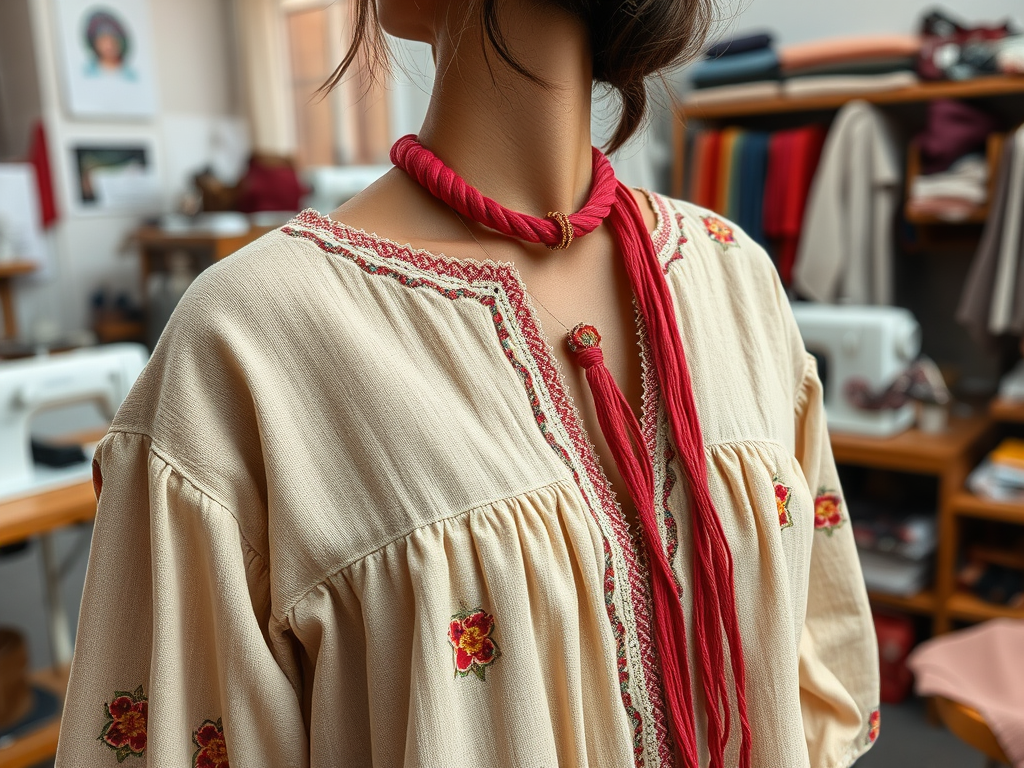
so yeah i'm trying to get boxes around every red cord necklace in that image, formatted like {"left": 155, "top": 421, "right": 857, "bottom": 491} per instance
{"left": 391, "top": 134, "right": 751, "bottom": 768}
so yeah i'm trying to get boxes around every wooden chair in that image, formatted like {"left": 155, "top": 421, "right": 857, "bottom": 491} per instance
{"left": 935, "top": 697, "right": 1011, "bottom": 768}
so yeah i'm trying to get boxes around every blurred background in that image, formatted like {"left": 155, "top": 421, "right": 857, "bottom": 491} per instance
{"left": 1, "top": 0, "right": 1023, "bottom": 766}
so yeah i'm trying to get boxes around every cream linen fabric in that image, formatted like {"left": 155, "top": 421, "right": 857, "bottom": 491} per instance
{"left": 55, "top": 194, "right": 878, "bottom": 768}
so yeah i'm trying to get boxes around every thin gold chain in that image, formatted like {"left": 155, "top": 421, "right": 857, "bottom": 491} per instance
{"left": 452, "top": 210, "right": 573, "bottom": 335}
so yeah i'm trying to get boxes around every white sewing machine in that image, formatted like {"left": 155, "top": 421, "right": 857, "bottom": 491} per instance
{"left": 0, "top": 344, "right": 148, "bottom": 503}
{"left": 791, "top": 303, "right": 921, "bottom": 437}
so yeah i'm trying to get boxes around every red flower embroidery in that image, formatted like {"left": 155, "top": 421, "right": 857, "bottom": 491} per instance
{"left": 774, "top": 479, "right": 794, "bottom": 530}
{"left": 702, "top": 216, "right": 737, "bottom": 248}
{"left": 448, "top": 608, "right": 501, "bottom": 680}
{"left": 98, "top": 685, "right": 147, "bottom": 762}
{"left": 814, "top": 489, "right": 845, "bottom": 535}
{"left": 192, "top": 718, "right": 229, "bottom": 768}
{"left": 868, "top": 709, "right": 881, "bottom": 743}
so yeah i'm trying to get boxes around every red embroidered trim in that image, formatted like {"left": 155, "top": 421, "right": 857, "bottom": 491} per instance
{"left": 867, "top": 709, "right": 881, "bottom": 744}
{"left": 814, "top": 489, "right": 845, "bottom": 535}
{"left": 192, "top": 718, "right": 229, "bottom": 768}
{"left": 663, "top": 213, "right": 688, "bottom": 274}
{"left": 98, "top": 685, "right": 147, "bottom": 762}
{"left": 449, "top": 609, "right": 502, "bottom": 680}
{"left": 283, "top": 207, "right": 680, "bottom": 767}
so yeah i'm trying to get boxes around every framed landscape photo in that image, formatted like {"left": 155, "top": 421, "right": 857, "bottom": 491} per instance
{"left": 70, "top": 140, "right": 162, "bottom": 212}
{"left": 54, "top": 0, "right": 159, "bottom": 118}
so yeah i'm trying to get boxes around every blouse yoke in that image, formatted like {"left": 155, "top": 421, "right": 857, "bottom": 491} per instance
{"left": 55, "top": 192, "right": 879, "bottom": 768}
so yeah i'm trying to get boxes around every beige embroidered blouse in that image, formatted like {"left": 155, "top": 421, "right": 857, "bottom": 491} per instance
{"left": 55, "top": 193, "right": 879, "bottom": 768}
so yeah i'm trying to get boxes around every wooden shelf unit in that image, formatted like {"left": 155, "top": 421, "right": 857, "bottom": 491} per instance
{"left": 828, "top": 415, "right": 994, "bottom": 634}
{"left": 0, "top": 260, "right": 38, "bottom": 341}
{"left": 672, "top": 73, "right": 1024, "bottom": 199}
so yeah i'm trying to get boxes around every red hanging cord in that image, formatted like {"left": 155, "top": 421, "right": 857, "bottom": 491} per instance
{"left": 391, "top": 134, "right": 751, "bottom": 768}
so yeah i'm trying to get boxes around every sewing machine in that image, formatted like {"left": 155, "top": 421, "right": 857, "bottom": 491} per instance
{"left": 791, "top": 303, "right": 922, "bottom": 437}
{"left": 0, "top": 344, "right": 148, "bottom": 503}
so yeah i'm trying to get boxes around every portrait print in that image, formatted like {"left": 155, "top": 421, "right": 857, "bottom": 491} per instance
{"left": 55, "top": 0, "right": 158, "bottom": 117}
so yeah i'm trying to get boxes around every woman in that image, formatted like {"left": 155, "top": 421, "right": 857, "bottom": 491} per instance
{"left": 56, "top": 1, "right": 879, "bottom": 766}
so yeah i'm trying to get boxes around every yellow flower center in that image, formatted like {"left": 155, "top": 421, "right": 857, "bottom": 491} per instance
{"left": 459, "top": 626, "right": 486, "bottom": 655}
{"left": 122, "top": 710, "right": 145, "bottom": 738}
{"left": 817, "top": 500, "right": 837, "bottom": 519}
{"left": 206, "top": 737, "right": 227, "bottom": 762}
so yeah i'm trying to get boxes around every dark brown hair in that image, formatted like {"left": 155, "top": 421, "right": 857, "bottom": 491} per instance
{"left": 319, "top": 0, "right": 716, "bottom": 153}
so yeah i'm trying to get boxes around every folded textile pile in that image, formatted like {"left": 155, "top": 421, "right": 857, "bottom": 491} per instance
{"left": 908, "top": 154, "right": 989, "bottom": 221}
{"left": 918, "top": 9, "right": 1022, "bottom": 81}
{"left": 779, "top": 34, "right": 921, "bottom": 97}
{"left": 957, "top": 124, "right": 1024, "bottom": 343}
{"left": 968, "top": 438, "right": 1024, "bottom": 502}
{"left": 686, "top": 31, "right": 781, "bottom": 104}
{"left": 850, "top": 500, "right": 936, "bottom": 597}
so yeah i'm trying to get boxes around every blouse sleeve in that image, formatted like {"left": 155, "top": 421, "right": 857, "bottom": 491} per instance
{"left": 794, "top": 354, "right": 881, "bottom": 768}
{"left": 55, "top": 430, "right": 307, "bottom": 767}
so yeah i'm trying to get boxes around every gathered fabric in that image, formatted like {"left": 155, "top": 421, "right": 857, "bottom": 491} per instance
{"left": 392, "top": 134, "right": 751, "bottom": 768}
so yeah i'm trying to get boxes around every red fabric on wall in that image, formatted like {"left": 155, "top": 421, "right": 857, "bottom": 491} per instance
{"left": 27, "top": 121, "right": 59, "bottom": 228}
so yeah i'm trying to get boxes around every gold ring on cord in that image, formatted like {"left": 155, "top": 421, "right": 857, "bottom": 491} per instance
{"left": 546, "top": 212, "right": 574, "bottom": 250}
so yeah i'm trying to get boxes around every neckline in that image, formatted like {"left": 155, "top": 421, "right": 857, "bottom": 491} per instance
{"left": 316, "top": 187, "right": 675, "bottom": 273}
{"left": 285, "top": 199, "right": 678, "bottom": 764}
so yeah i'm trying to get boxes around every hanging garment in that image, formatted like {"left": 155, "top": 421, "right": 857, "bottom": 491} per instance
{"left": 54, "top": 192, "right": 879, "bottom": 768}
{"left": 763, "top": 126, "right": 827, "bottom": 284}
{"left": 988, "top": 128, "right": 1024, "bottom": 335}
{"left": 957, "top": 137, "right": 1016, "bottom": 344}
{"left": 696, "top": 129, "right": 723, "bottom": 209}
{"left": 737, "top": 131, "right": 771, "bottom": 247}
{"left": 716, "top": 127, "right": 742, "bottom": 215}
{"left": 793, "top": 101, "right": 901, "bottom": 305}
{"left": 726, "top": 130, "right": 747, "bottom": 221}
{"left": 917, "top": 99, "right": 998, "bottom": 175}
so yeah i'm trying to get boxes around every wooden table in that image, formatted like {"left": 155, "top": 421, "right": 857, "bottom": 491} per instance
{"left": 0, "top": 261, "right": 38, "bottom": 341}
{"left": 829, "top": 414, "right": 995, "bottom": 634}
{"left": 0, "top": 430, "right": 104, "bottom": 767}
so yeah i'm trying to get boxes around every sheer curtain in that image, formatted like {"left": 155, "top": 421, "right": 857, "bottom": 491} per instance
{"left": 233, "top": 0, "right": 295, "bottom": 155}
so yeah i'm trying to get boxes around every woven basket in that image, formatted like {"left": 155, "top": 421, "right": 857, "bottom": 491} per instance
{"left": 0, "top": 628, "right": 31, "bottom": 729}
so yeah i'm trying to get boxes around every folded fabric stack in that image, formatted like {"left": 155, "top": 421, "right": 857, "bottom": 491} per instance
{"left": 907, "top": 99, "right": 998, "bottom": 222}
{"left": 779, "top": 34, "right": 921, "bottom": 97}
{"left": 849, "top": 500, "right": 937, "bottom": 597}
{"left": 968, "top": 438, "right": 1024, "bottom": 502}
{"left": 686, "top": 32, "right": 781, "bottom": 105}
{"left": 683, "top": 124, "right": 822, "bottom": 269}
{"left": 956, "top": 123, "right": 1024, "bottom": 344}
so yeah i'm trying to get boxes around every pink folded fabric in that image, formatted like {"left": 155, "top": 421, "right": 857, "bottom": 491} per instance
{"left": 780, "top": 35, "right": 922, "bottom": 72}
{"left": 907, "top": 619, "right": 1024, "bottom": 767}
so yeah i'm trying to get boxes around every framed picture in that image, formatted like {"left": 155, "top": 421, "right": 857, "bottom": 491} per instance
{"left": 54, "top": 0, "right": 159, "bottom": 118}
{"left": 70, "top": 141, "right": 162, "bottom": 212}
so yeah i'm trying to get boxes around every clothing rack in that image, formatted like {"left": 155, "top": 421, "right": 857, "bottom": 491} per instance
{"left": 672, "top": 73, "right": 1024, "bottom": 636}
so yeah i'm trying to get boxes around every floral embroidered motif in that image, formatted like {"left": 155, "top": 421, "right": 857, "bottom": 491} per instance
{"left": 702, "top": 215, "right": 738, "bottom": 248}
{"left": 98, "top": 685, "right": 147, "bottom": 762}
{"left": 664, "top": 213, "right": 688, "bottom": 273}
{"left": 868, "top": 709, "right": 881, "bottom": 744}
{"left": 449, "top": 609, "right": 502, "bottom": 680}
{"left": 814, "top": 489, "right": 845, "bottom": 535}
{"left": 192, "top": 719, "right": 229, "bottom": 768}
{"left": 774, "top": 478, "right": 794, "bottom": 530}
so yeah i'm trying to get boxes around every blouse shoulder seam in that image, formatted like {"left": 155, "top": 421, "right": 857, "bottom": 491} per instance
{"left": 795, "top": 352, "right": 818, "bottom": 415}
{"left": 282, "top": 477, "right": 575, "bottom": 621}
{"left": 704, "top": 436, "right": 786, "bottom": 453}
{"left": 102, "top": 427, "right": 270, "bottom": 566}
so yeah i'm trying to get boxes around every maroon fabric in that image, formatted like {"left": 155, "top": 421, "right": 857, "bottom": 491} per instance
{"left": 235, "top": 158, "right": 307, "bottom": 213}
{"left": 917, "top": 99, "right": 998, "bottom": 174}
{"left": 27, "top": 121, "right": 58, "bottom": 228}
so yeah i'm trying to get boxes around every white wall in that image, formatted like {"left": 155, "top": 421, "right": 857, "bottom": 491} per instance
{"left": 9, "top": 0, "right": 243, "bottom": 340}
{"left": 0, "top": 0, "right": 243, "bottom": 673}
{"left": 711, "top": 0, "right": 1021, "bottom": 46}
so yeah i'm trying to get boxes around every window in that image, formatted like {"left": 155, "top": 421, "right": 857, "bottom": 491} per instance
{"left": 281, "top": 0, "right": 391, "bottom": 168}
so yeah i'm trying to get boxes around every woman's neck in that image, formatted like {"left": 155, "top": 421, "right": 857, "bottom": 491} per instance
{"left": 417, "top": 1, "right": 595, "bottom": 218}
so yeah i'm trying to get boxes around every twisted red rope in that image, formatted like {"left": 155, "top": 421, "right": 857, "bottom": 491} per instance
{"left": 391, "top": 134, "right": 618, "bottom": 247}
{"left": 392, "top": 135, "right": 751, "bottom": 768}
